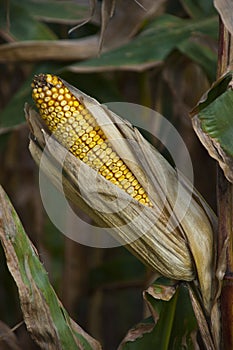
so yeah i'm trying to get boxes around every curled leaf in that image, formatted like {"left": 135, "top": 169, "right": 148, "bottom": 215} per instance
{"left": 191, "top": 71, "right": 233, "bottom": 183}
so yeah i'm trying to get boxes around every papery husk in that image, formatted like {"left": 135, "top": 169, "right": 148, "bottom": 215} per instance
{"left": 25, "top": 80, "right": 217, "bottom": 314}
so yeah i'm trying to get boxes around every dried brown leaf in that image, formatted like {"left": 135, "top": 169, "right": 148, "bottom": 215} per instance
{"left": 117, "top": 322, "right": 154, "bottom": 349}
{"left": 98, "top": 0, "right": 116, "bottom": 51}
{"left": 188, "top": 285, "right": 217, "bottom": 350}
{"left": 68, "top": 0, "right": 96, "bottom": 35}
{"left": 93, "top": 0, "right": 165, "bottom": 49}
{"left": 0, "top": 37, "right": 99, "bottom": 62}
{"left": 214, "top": 0, "right": 233, "bottom": 36}
{"left": 145, "top": 283, "right": 177, "bottom": 301}
{"left": 143, "top": 282, "right": 177, "bottom": 323}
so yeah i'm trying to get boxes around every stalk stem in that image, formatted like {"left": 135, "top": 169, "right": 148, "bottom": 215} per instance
{"left": 217, "top": 19, "right": 233, "bottom": 350}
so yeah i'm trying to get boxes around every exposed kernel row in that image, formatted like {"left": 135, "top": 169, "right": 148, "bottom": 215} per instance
{"left": 32, "top": 74, "right": 152, "bottom": 207}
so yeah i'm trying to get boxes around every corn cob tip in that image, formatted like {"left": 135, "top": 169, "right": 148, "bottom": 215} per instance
{"left": 31, "top": 73, "right": 58, "bottom": 89}
{"left": 31, "top": 73, "right": 46, "bottom": 87}
{"left": 31, "top": 73, "right": 153, "bottom": 207}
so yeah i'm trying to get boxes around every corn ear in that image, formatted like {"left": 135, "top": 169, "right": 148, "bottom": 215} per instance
{"left": 31, "top": 74, "right": 152, "bottom": 207}
{"left": 26, "top": 75, "right": 217, "bottom": 313}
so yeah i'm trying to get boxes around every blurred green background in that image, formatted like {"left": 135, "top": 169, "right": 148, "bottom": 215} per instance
{"left": 0, "top": 0, "right": 218, "bottom": 349}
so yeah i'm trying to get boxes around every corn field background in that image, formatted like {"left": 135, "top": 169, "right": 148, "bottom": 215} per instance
{"left": 0, "top": 0, "right": 232, "bottom": 349}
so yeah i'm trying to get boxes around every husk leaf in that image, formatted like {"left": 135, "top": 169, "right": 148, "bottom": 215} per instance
{"left": 25, "top": 78, "right": 217, "bottom": 314}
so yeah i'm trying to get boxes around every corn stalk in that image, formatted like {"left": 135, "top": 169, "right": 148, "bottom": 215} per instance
{"left": 217, "top": 19, "right": 233, "bottom": 350}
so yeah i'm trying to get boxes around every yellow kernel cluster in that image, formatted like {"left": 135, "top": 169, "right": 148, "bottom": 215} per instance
{"left": 31, "top": 74, "right": 152, "bottom": 207}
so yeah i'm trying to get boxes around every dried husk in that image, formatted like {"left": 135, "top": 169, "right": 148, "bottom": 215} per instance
{"left": 25, "top": 80, "right": 217, "bottom": 313}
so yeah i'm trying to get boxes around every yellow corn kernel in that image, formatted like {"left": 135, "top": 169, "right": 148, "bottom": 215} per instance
{"left": 31, "top": 74, "right": 152, "bottom": 207}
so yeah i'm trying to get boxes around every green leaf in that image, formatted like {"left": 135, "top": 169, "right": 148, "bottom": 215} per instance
{"left": 181, "top": 0, "right": 216, "bottom": 19}
{"left": 0, "top": 0, "right": 57, "bottom": 41}
{"left": 192, "top": 72, "right": 233, "bottom": 157}
{"left": 120, "top": 281, "right": 198, "bottom": 350}
{"left": 198, "top": 88, "right": 233, "bottom": 157}
{"left": 23, "top": 0, "right": 89, "bottom": 23}
{"left": 0, "top": 186, "right": 100, "bottom": 349}
{"left": 191, "top": 71, "right": 233, "bottom": 182}
{"left": 67, "top": 15, "right": 218, "bottom": 72}
{"left": 192, "top": 72, "right": 232, "bottom": 112}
